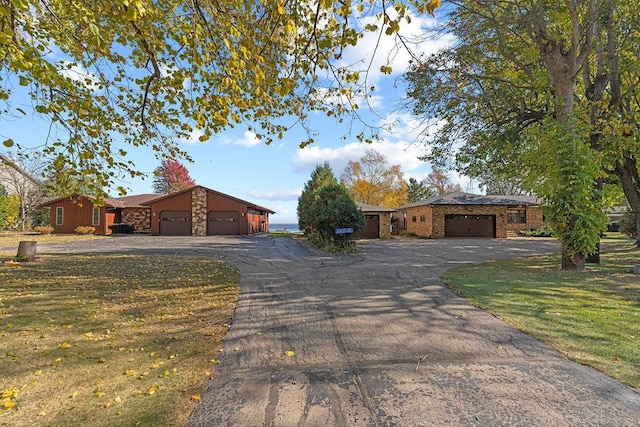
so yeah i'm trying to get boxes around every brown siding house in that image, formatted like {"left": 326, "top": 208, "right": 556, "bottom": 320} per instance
{"left": 40, "top": 196, "right": 113, "bottom": 234}
{"left": 143, "top": 185, "right": 274, "bottom": 236}
{"left": 397, "top": 192, "right": 544, "bottom": 238}
{"left": 40, "top": 193, "right": 161, "bottom": 234}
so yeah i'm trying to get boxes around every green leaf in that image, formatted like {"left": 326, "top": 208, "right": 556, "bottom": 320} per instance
{"left": 3, "top": 139, "right": 14, "bottom": 148}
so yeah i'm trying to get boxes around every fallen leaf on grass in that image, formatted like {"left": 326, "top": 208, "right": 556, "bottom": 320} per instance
{"left": 191, "top": 395, "right": 201, "bottom": 402}
{"left": 60, "top": 342, "right": 72, "bottom": 349}
{"left": 3, "top": 401, "right": 16, "bottom": 410}
{"left": 284, "top": 351, "right": 295, "bottom": 357}
{"left": 124, "top": 369, "right": 135, "bottom": 376}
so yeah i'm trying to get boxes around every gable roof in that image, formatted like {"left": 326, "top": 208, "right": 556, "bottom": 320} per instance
{"left": 140, "top": 185, "right": 275, "bottom": 214}
{"left": 356, "top": 201, "right": 398, "bottom": 213}
{"left": 105, "top": 194, "right": 163, "bottom": 208}
{"left": 397, "top": 192, "right": 538, "bottom": 209}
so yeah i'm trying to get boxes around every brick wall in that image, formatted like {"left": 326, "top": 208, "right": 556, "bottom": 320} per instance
{"left": 122, "top": 208, "right": 151, "bottom": 232}
{"left": 404, "top": 206, "right": 434, "bottom": 237}
{"left": 506, "top": 206, "right": 545, "bottom": 235}
{"left": 192, "top": 187, "right": 207, "bottom": 236}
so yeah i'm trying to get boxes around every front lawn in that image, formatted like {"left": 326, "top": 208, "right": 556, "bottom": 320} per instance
{"left": 442, "top": 239, "right": 639, "bottom": 389}
{"left": 0, "top": 254, "right": 239, "bottom": 426}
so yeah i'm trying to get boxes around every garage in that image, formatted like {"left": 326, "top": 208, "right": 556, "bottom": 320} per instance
{"left": 445, "top": 214, "right": 495, "bottom": 238}
{"left": 160, "top": 210, "right": 192, "bottom": 236}
{"left": 208, "top": 211, "right": 240, "bottom": 235}
{"left": 353, "top": 214, "right": 380, "bottom": 239}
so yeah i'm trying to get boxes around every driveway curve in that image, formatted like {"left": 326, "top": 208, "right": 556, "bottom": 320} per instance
{"left": 35, "top": 235, "right": 640, "bottom": 425}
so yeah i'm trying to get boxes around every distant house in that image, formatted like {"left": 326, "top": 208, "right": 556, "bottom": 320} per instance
{"left": 396, "top": 192, "right": 544, "bottom": 238}
{"left": 40, "top": 186, "right": 275, "bottom": 236}
{"left": 0, "top": 154, "right": 40, "bottom": 196}
{"left": 353, "top": 201, "right": 396, "bottom": 239}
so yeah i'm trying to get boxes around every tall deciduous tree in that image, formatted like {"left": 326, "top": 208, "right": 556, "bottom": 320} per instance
{"left": 297, "top": 163, "right": 338, "bottom": 234}
{"left": 152, "top": 160, "right": 195, "bottom": 194}
{"left": 423, "top": 167, "right": 462, "bottom": 196}
{"left": 0, "top": 0, "right": 441, "bottom": 200}
{"left": 340, "top": 149, "right": 408, "bottom": 208}
{"left": 404, "top": 0, "right": 616, "bottom": 269}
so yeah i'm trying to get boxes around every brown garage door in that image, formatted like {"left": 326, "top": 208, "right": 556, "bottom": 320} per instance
{"left": 208, "top": 211, "right": 241, "bottom": 235}
{"left": 445, "top": 214, "right": 495, "bottom": 238}
{"left": 353, "top": 215, "right": 380, "bottom": 239}
{"left": 159, "top": 210, "right": 192, "bottom": 236}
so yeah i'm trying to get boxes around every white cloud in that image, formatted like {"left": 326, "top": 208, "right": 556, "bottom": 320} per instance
{"left": 291, "top": 139, "right": 429, "bottom": 176}
{"left": 248, "top": 189, "right": 301, "bottom": 201}
{"left": 220, "top": 130, "right": 260, "bottom": 147}
{"left": 181, "top": 128, "right": 207, "bottom": 145}
{"left": 336, "top": 8, "right": 457, "bottom": 86}
{"left": 59, "top": 62, "right": 99, "bottom": 91}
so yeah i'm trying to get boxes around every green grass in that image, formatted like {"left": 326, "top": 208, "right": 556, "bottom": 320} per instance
{"left": 0, "top": 254, "right": 239, "bottom": 426}
{"left": 442, "top": 239, "right": 640, "bottom": 389}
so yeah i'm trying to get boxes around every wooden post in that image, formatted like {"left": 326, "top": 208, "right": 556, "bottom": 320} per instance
{"left": 16, "top": 241, "right": 37, "bottom": 262}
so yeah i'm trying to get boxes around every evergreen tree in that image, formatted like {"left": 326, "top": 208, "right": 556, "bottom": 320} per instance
{"left": 297, "top": 163, "right": 338, "bottom": 234}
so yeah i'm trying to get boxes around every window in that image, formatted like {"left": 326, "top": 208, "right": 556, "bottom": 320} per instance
{"left": 56, "top": 207, "right": 63, "bottom": 225}
{"left": 412, "top": 215, "right": 417, "bottom": 223}
{"left": 420, "top": 215, "right": 426, "bottom": 222}
{"left": 92, "top": 207, "right": 100, "bottom": 225}
{"left": 507, "top": 209, "right": 526, "bottom": 224}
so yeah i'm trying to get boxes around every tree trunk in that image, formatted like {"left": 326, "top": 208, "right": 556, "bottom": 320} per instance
{"left": 562, "top": 246, "right": 585, "bottom": 271}
{"left": 16, "top": 240, "right": 37, "bottom": 262}
{"left": 615, "top": 155, "right": 640, "bottom": 247}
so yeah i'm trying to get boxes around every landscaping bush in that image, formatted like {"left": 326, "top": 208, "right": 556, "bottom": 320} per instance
{"left": 618, "top": 209, "right": 638, "bottom": 238}
{"left": 519, "top": 225, "right": 553, "bottom": 237}
{"left": 33, "top": 225, "right": 54, "bottom": 234}
{"left": 74, "top": 226, "right": 96, "bottom": 235}
{"left": 399, "top": 230, "right": 419, "bottom": 238}
{"left": 108, "top": 223, "right": 135, "bottom": 234}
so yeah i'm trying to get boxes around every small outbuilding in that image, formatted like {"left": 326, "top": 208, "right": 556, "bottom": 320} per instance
{"left": 352, "top": 202, "right": 396, "bottom": 239}
{"left": 397, "top": 192, "right": 544, "bottom": 238}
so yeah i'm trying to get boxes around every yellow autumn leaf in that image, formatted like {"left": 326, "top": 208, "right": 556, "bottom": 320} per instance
{"left": 124, "top": 369, "right": 135, "bottom": 376}
{"left": 60, "top": 342, "right": 72, "bottom": 349}
{"left": 191, "top": 394, "right": 201, "bottom": 402}
{"left": 284, "top": 350, "right": 295, "bottom": 357}
{"left": 2, "top": 389, "right": 17, "bottom": 398}
{"left": 4, "top": 401, "right": 16, "bottom": 410}
{"left": 38, "top": 411, "right": 47, "bottom": 416}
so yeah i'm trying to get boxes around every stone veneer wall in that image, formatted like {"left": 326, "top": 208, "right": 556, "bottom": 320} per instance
{"left": 122, "top": 208, "right": 151, "bottom": 232}
{"left": 191, "top": 187, "right": 208, "bottom": 236}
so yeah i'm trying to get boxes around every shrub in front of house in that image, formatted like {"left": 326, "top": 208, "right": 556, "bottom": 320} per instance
{"left": 74, "top": 226, "right": 96, "bottom": 235}
{"left": 33, "top": 225, "right": 54, "bottom": 234}
{"left": 519, "top": 225, "right": 553, "bottom": 237}
{"left": 108, "top": 223, "right": 135, "bottom": 234}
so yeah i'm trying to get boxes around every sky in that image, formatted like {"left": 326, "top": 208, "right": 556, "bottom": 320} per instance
{"left": 1, "top": 7, "right": 472, "bottom": 224}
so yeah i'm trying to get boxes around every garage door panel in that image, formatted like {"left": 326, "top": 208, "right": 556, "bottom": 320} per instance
{"left": 445, "top": 214, "right": 495, "bottom": 238}
{"left": 353, "top": 215, "right": 379, "bottom": 239}
{"left": 160, "top": 211, "right": 192, "bottom": 236}
{"left": 208, "top": 211, "right": 240, "bottom": 235}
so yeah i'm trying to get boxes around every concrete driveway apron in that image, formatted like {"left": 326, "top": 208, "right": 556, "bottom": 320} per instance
{"left": 184, "top": 236, "right": 640, "bottom": 426}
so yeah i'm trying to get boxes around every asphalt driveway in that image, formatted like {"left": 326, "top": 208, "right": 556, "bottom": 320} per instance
{"left": 34, "top": 235, "right": 640, "bottom": 425}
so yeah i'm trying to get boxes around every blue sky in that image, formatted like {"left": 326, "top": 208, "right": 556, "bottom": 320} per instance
{"left": 1, "top": 8, "right": 471, "bottom": 224}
